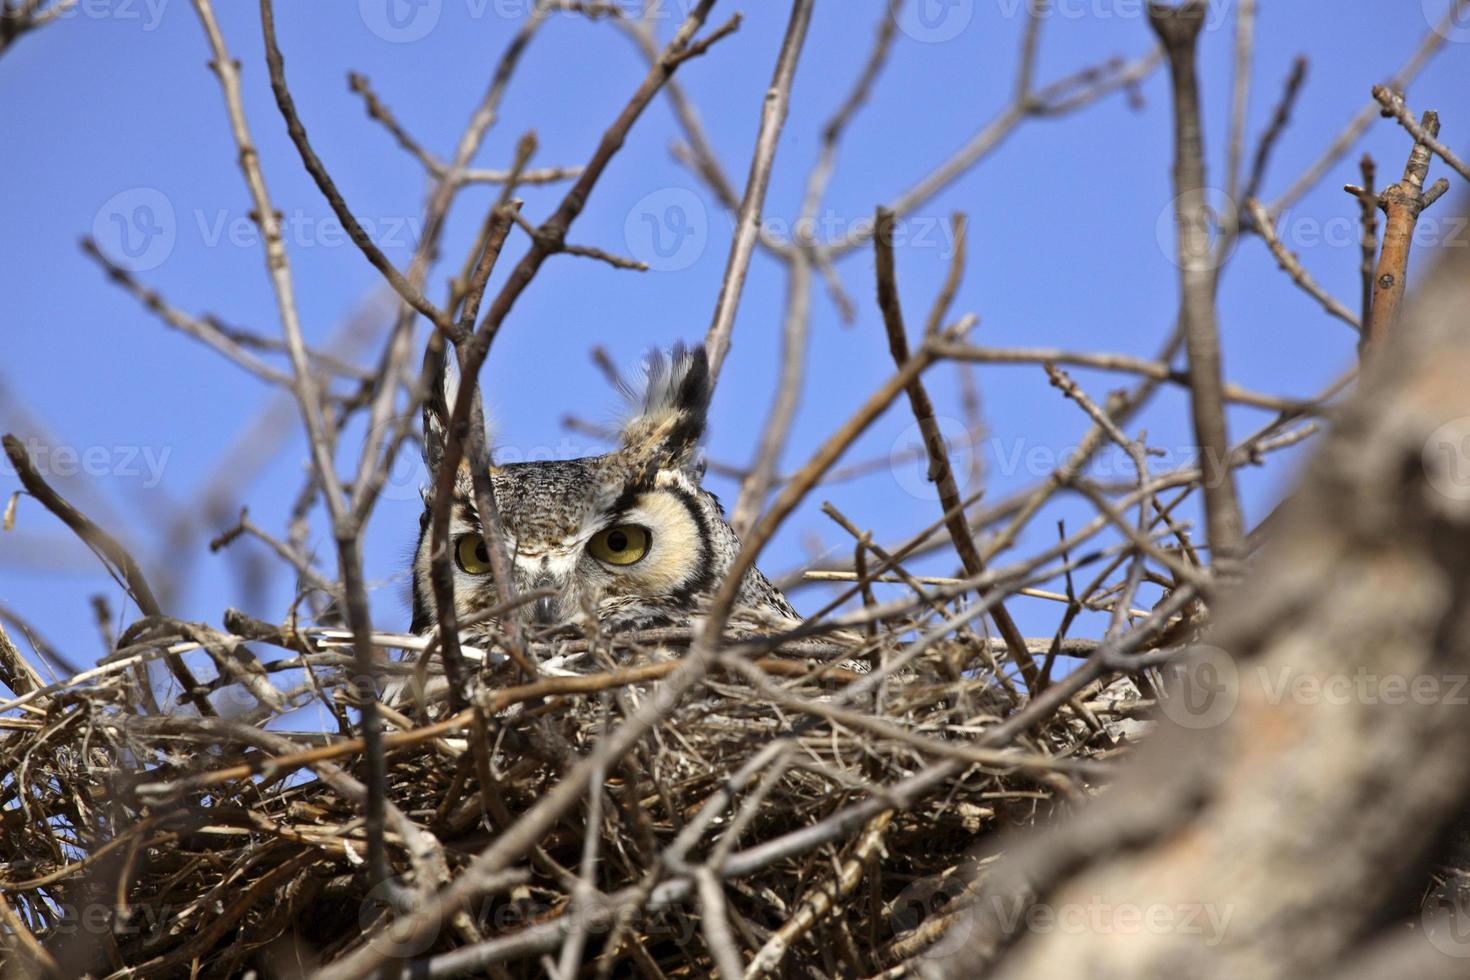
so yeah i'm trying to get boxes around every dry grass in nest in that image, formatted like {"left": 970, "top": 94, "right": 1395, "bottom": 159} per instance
{"left": 0, "top": 621, "right": 1148, "bottom": 978}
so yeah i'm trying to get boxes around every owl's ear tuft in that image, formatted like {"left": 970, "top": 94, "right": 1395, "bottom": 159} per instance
{"left": 421, "top": 339, "right": 461, "bottom": 483}
{"left": 619, "top": 343, "right": 710, "bottom": 472}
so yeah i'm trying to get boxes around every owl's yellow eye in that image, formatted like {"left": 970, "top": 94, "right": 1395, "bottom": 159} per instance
{"left": 455, "top": 534, "right": 493, "bottom": 575}
{"left": 588, "top": 524, "right": 651, "bottom": 566}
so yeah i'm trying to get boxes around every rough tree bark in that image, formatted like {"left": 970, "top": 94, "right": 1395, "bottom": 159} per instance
{"left": 922, "top": 195, "right": 1470, "bottom": 979}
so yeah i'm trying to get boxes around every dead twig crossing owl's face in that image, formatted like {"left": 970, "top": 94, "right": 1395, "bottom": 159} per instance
{"left": 411, "top": 343, "right": 796, "bottom": 641}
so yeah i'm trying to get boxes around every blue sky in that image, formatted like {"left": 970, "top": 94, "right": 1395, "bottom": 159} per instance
{"left": 2, "top": 0, "right": 1468, "bottom": 681}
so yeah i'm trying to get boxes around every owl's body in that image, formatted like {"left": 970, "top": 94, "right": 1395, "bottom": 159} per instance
{"left": 410, "top": 344, "right": 797, "bottom": 648}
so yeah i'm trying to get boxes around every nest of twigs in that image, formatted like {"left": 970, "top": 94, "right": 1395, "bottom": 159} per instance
{"left": 0, "top": 611, "right": 1149, "bottom": 979}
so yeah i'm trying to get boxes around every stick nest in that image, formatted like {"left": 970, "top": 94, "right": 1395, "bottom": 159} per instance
{"left": 0, "top": 622, "right": 1147, "bottom": 978}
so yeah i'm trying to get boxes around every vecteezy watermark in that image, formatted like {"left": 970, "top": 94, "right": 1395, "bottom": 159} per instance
{"left": 1157, "top": 645, "right": 1240, "bottom": 730}
{"left": 890, "top": 871, "right": 976, "bottom": 959}
{"left": 1264, "top": 207, "right": 1469, "bottom": 253}
{"left": 41, "top": 898, "right": 181, "bottom": 941}
{"left": 624, "top": 187, "right": 708, "bottom": 273}
{"left": 891, "top": 872, "right": 1233, "bottom": 959}
{"left": 54, "top": 0, "right": 168, "bottom": 31}
{"left": 894, "top": 0, "right": 975, "bottom": 42}
{"left": 1258, "top": 666, "right": 1470, "bottom": 708}
{"left": 360, "top": 877, "right": 440, "bottom": 958}
{"left": 1425, "top": 0, "right": 1470, "bottom": 44}
{"left": 91, "top": 188, "right": 426, "bottom": 271}
{"left": 1155, "top": 188, "right": 1470, "bottom": 271}
{"left": 890, "top": 416, "right": 978, "bottom": 500}
{"left": 898, "top": 0, "right": 1232, "bottom": 43}
{"left": 984, "top": 437, "right": 1249, "bottom": 487}
{"left": 783, "top": 209, "right": 959, "bottom": 255}
{"left": 359, "top": 0, "right": 442, "bottom": 42}
{"left": 993, "top": 0, "right": 1231, "bottom": 29}
{"left": 358, "top": 0, "right": 703, "bottom": 42}
{"left": 1423, "top": 417, "right": 1470, "bottom": 505}
{"left": 0, "top": 437, "right": 170, "bottom": 489}
{"left": 623, "top": 190, "right": 960, "bottom": 273}
{"left": 985, "top": 894, "right": 1233, "bottom": 946}
{"left": 360, "top": 415, "right": 610, "bottom": 503}
{"left": 193, "top": 208, "right": 425, "bottom": 251}
{"left": 1155, "top": 655, "right": 1470, "bottom": 730}
{"left": 356, "top": 877, "right": 700, "bottom": 957}
{"left": 1423, "top": 879, "right": 1470, "bottom": 958}
{"left": 1155, "top": 186, "right": 1239, "bottom": 271}
{"left": 93, "top": 187, "right": 177, "bottom": 273}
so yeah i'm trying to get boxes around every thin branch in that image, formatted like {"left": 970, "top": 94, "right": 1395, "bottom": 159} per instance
{"left": 1149, "top": 0, "right": 1245, "bottom": 574}
{"left": 1270, "top": 0, "right": 1467, "bottom": 214}
{"left": 935, "top": 343, "right": 1311, "bottom": 414}
{"left": 1345, "top": 154, "right": 1379, "bottom": 335}
{"left": 346, "top": 70, "right": 443, "bottom": 176}
{"left": 80, "top": 237, "right": 294, "bottom": 387}
{"left": 259, "top": 0, "right": 451, "bottom": 333}
{"left": 874, "top": 208, "right": 1039, "bottom": 690}
{"left": 730, "top": 249, "right": 812, "bottom": 537}
{"left": 2, "top": 433, "right": 212, "bottom": 715}
{"left": 1368, "top": 107, "right": 1449, "bottom": 348}
{"left": 1240, "top": 55, "right": 1308, "bottom": 211}
{"left": 1373, "top": 85, "right": 1470, "bottom": 183}
{"left": 1224, "top": 0, "right": 1257, "bottom": 203}
{"left": 1246, "top": 198, "right": 1361, "bottom": 333}
{"left": 703, "top": 0, "right": 813, "bottom": 386}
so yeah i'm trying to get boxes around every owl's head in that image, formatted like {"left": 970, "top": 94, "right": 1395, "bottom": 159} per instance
{"left": 411, "top": 344, "right": 788, "bottom": 638}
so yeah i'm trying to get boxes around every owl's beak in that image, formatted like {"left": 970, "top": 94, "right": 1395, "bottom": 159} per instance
{"left": 517, "top": 557, "right": 576, "bottom": 628}
{"left": 531, "top": 591, "right": 561, "bottom": 625}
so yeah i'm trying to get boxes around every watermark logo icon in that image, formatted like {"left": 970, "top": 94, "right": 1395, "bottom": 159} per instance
{"left": 54, "top": 0, "right": 169, "bottom": 31}
{"left": 1423, "top": 418, "right": 1470, "bottom": 504}
{"left": 1157, "top": 645, "right": 1238, "bottom": 730}
{"left": 890, "top": 416, "right": 976, "bottom": 500}
{"left": 93, "top": 187, "right": 176, "bottom": 273}
{"left": 895, "top": 0, "right": 974, "bottom": 43}
{"left": 360, "top": 0, "right": 441, "bottom": 42}
{"left": 1155, "top": 187, "right": 1238, "bottom": 271}
{"left": 624, "top": 187, "right": 707, "bottom": 272}
{"left": 891, "top": 872, "right": 974, "bottom": 958}
{"left": 1423, "top": 881, "right": 1470, "bottom": 958}
{"left": 1425, "top": 0, "right": 1470, "bottom": 43}
{"left": 360, "top": 877, "right": 439, "bottom": 958}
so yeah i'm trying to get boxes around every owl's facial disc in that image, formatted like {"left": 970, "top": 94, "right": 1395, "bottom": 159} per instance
{"left": 415, "top": 466, "right": 717, "bottom": 635}
{"left": 591, "top": 487, "right": 706, "bottom": 599}
{"left": 492, "top": 482, "right": 705, "bottom": 628}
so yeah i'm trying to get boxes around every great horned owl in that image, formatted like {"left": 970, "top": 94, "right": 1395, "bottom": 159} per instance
{"left": 410, "top": 344, "right": 797, "bottom": 645}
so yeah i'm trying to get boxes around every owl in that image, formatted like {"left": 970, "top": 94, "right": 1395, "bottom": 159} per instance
{"left": 409, "top": 343, "right": 798, "bottom": 647}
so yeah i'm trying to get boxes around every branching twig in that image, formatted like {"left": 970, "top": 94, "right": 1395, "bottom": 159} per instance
{"left": 1368, "top": 107, "right": 1450, "bottom": 348}
{"left": 874, "top": 208, "right": 1039, "bottom": 690}
{"left": 1374, "top": 85, "right": 1470, "bottom": 184}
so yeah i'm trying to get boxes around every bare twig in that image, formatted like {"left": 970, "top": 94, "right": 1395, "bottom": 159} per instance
{"left": 1368, "top": 107, "right": 1449, "bottom": 348}
{"left": 2, "top": 433, "right": 211, "bottom": 715}
{"left": 1270, "top": 0, "right": 1467, "bottom": 214}
{"left": 874, "top": 208, "right": 1038, "bottom": 690}
{"left": 1373, "top": 85, "right": 1470, "bottom": 182}
{"left": 703, "top": 0, "right": 813, "bottom": 385}
{"left": 1345, "top": 154, "right": 1380, "bottom": 335}
{"left": 1224, "top": 0, "right": 1257, "bottom": 204}
{"left": 259, "top": 0, "right": 451, "bottom": 333}
{"left": 1246, "top": 199, "right": 1361, "bottom": 332}
{"left": 1150, "top": 0, "right": 1245, "bottom": 574}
